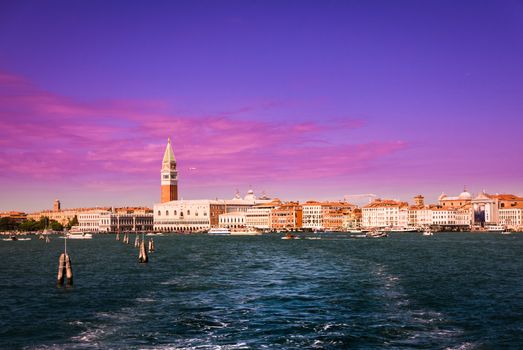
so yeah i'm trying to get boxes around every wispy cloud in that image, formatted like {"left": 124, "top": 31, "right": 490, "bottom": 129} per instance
{"left": 0, "top": 70, "right": 407, "bottom": 189}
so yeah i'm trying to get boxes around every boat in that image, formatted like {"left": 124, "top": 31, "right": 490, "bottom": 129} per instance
{"left": 501, "top": 230, "right": 512, "bottom": 235}
{"left": 422, "top": 230, "right": 433, "bottom": 236}
{"left": 2, "top": 235, "right": 31, "bottom": 241}
{"left": 146, "top": 232, "right": 164, "bottom": 236}
{"left": 281, "top": 233, "right": 299, "bottom": 240}
{"left": 348, "top": 229, "right": 368, "bottom": 234}
{"left": 207, "top": 227, "right": 230, "bottom": 235}
{"left": 62, "top": 229, "right": 93, "bottom": 239}
{"left": 486, "top": 225, "right": 504, "bottom": 233}
{"left": 230, "top": 229, "right": 262, "bottom": 236}
{"left": 366, "top": 231, "right": 388, "bottom": 238}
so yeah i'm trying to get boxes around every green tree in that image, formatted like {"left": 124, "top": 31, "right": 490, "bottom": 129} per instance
{"left": 18, "top": 219, "right": 39, "bottom": 232}
{"left": 0, "top": 217, "right": 19, "bottom": 231}
{"left": 50, "top": 220, "right": 63, "bottom": 231}
{"left": 67, "top": 215, "right": 79, "bottom": 229}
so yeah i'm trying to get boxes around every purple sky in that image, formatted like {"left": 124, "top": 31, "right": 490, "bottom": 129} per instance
{"left": 1, "top": 0, "right": 522, "bottom": 212}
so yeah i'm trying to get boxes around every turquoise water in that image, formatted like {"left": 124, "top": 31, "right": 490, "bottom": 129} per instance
{"left": 0, "top": 233, "right": 522, "bottom": 349}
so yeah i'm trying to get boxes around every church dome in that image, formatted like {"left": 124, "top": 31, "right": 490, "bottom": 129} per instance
{"left": 458, "top": 190, "right": 471, "bottom": 199}
{"left": 438, "top": 193, "right": 447, "bottom": 200}
{"left": 244, "top": 189, "right": 256, "bottom": 201}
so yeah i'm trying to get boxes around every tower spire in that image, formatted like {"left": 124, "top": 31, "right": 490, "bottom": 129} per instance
{"left": 160, "top": 137, "right": 178, "bottom": 203}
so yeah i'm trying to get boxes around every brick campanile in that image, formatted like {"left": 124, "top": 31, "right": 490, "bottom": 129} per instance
{"left": 160, "top": 137, "right": 178, "bottom": 203}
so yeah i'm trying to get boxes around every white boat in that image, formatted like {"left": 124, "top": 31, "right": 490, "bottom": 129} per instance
{"left": 2, "top": 235, "right": 31, "bottom": 241}
{"left": 486, "top": 225, "right": 504, "bottom": 232}
{"left": 207, "top": 227, "right": 230, "bottom": 235}
{"left": 422, "top": 230, "right": 433, "bottom": 236}
{"left": 501, "top": 230, "right": 512, "bottom": 235}
{"left": 230, "top": 230, "right": 262, "bottom": 236}
{"left": 348, "top": 229, "right": 368, "bottom": 234}
{"left": 146, "top": 232, "right": 164, "bottom": 236}
{"left": 62, "top": 230, "right": 93, "bottom": 239}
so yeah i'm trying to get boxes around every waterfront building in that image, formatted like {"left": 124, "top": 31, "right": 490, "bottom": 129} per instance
{"left": 342, "top": 208, "right": 362, "bottom": 230}
{"left": 269, "top": 202, "right": 303, "bottom": 231}
{"left": 302, "top": 201, "right": 356, "bottom": 230}
{"left": 27, "top": 200, "right": 111, "bottom": 225}
{"left": 153, "top": 196, "right": 267, "bottom": 232}
{"left": 361, "top": 199, "right": 409, "bottom": 229}
{"left": 161, "top": 137, "right": 178, "bottom": 203}
{"left": 78, "top": 210, "right": 109, "bottom": 232}
{"left": 99, "top": 212, "right": 153, "bottom": 232}
{"left": 219, "top": 212, "right": 246, "bottom": 229}
{"left": 431, "top": 207, "right": 457, "bottom": 226}
{"left": 302, "top": 202, "right": 323, "bottom": 230}
{"left": 245, "top": 200, "right": 282, "bottom": 230}
{"left": 0, "top": 211, "right": 27, "bottom": 223}
{"left": 78, "top": 210, "right": 154, "bottom": 232}
{"left": 499, "top": 205, "right": 523, "bottom": 230}
{"left": 438, "top": 188, "right": 473, "bottom": 208}
{"left": 472, "top": 192, "right": 523, "bottom": 227}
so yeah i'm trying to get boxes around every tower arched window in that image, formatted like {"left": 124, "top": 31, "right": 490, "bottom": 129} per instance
{"left": 158, "top": 211, "right": 161, "bottom": 216}
{"left": 166, "top": 210, "right": 169, "bottom": 216}
{"left": 174, "top": 210, "right": 177, "bottom": 216}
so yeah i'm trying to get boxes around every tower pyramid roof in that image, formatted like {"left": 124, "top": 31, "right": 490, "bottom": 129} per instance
{"left": 162, "top": 137, "right": 176, "bottom": 163}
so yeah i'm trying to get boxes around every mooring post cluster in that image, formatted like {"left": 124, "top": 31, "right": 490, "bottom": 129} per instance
{"left": 57, "top": 236, "right": 73, "bottom": 287}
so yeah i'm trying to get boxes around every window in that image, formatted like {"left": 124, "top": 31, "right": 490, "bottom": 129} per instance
{"left": 187, "top": 210, "right": 190, "bottom": 215}
{"left": 166, "top": 210, "right": 169, "bottom": 216}
{"left": 174, "top": 210, "right": 177, "bottom": 215}
{"left": 158, "top": 211, "right": 161, "bottom": 216}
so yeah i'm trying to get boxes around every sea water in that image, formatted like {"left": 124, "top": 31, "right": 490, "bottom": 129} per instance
{"left": 0, "top": 233, "right": 522, "bottom": 349}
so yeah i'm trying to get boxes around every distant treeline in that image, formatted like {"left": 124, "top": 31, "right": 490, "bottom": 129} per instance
{"left": 0, "top": 216, "right": 78, "bottom": 232}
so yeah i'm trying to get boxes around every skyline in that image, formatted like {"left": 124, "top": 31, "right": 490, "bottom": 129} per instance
{"left": 1, "top": 0, "right": 523, "bottom": 212}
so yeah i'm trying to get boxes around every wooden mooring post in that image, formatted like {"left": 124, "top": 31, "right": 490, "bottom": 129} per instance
{"left": 57, "top": 234, "right": 73, "bottom": 287}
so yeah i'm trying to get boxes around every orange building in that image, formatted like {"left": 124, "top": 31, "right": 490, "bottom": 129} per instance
{"left": 270, "top": 202, "right": 303, "bottom": 231}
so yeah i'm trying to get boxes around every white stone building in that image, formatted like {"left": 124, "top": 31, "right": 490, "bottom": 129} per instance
{"left": 499, "top": 206, "right": 523, "bottom": 229}
{"left": 153, "top": 192, "right": 271, "bottom": 232}
{"left": 78, "top": 211, "right": 153, "bottom": 232}
{"left": 219, "top": 212, "right": 246, "bottom": 229}
{"left": 362, "top": 199, "right": 409, "bottom": 229}
{"left": 302, "top": 202, "right": 323, "bottom": 230}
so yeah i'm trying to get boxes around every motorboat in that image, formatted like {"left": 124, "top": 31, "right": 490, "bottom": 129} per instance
{"left": 366, "top": 231, "right": 388, "bottom": 238}
{"left": 63, "top": 230, "right": 93, "bottom": 239}
{"left": 281, "top": 233, "right": 299, "bottom": 240}
{"left": 422, "top": 230, "right": 434, "bottom": 236}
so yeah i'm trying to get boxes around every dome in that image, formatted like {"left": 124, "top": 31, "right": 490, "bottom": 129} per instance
{"left": 244, "top": 189, "right": 256, "bottom": 201}
{"left": 458, "top": 190, "right": 471, "bottom": 200}
{"left": 438, "top": 193, "right": 447, "bottom": 200}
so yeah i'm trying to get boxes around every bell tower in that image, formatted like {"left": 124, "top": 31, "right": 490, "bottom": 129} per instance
{"left": 161, "top": 137, "right": 178, "bottom": 203}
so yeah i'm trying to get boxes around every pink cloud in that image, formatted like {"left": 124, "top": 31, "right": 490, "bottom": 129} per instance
{"left": 0, "top": 70, "right": 407, "bottom": 190}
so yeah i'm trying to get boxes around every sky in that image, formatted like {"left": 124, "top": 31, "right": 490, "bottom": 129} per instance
{"left": 1, "top": 0, "right": 522, "bottom": 212}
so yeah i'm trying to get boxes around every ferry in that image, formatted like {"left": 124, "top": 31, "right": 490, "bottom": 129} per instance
{"left": 486, "top": 225, "right": 504, "bottom": 233}
{"left": 207, "top": 227, "right": 231, "bottom": 235}
{"left": 63, "top": 229, "right": 93, "bottom": 239}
